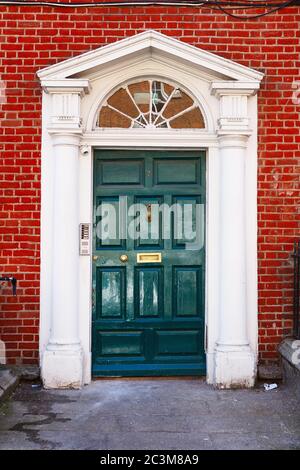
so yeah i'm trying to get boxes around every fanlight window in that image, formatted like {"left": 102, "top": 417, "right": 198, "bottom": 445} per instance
{"left": 98, "top": 80, "right": 205, "bottom": 129}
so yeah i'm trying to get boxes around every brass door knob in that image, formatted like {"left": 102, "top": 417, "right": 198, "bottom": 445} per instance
{"left": 120, "top": 254, "right": 128, "bottom": 263}
{"left": 92, "top": 255, "right": 99, "bottom": 261}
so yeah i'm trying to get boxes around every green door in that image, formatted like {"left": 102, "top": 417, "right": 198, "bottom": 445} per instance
{"left": 92, "top": 150, "right": 206, "bottom": 376}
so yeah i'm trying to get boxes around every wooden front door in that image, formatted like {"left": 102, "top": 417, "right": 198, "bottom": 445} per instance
{"left": 92, "top": 150, "right": 206, "bottom": 376}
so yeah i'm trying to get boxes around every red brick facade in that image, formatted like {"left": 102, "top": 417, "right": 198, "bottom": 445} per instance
{"left": 0, "top": 2, "right": 299, "bottom": 367}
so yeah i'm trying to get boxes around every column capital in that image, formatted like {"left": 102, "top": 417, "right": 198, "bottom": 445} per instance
{"left": 42, "top": 79, "right": 90, "bottom": 132}
{"left": 211, "top": 81, "right": 259, "bottom": 135}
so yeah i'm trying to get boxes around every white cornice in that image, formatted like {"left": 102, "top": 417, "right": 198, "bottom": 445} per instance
{"left": 37, "top": 30, "right": 264, "bottom": 84}
{"left": 42, "top": 79, "right": 91, "bottom": 95}
{"left": 211, "top": 81, "right": 261, "bottom": 96}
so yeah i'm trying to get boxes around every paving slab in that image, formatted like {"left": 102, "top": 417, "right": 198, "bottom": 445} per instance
{"left": 0, "top": 378, "right": 299, "bottom": 450}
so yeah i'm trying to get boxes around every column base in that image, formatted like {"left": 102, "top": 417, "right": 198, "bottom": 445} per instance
{"left": 42, "top": 346, "right": 83, "bottom": 389}
{"left": 214, "top": 345, "right": 256, "bottom": 389}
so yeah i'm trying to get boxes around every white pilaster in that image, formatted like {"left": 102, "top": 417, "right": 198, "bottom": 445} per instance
{"left": 42, "top": 132, "right": 83, "bottom": 389}
{"left": 41, "top": 81, "right": 89, "bottom": 389}
{"left": 215, "top": 134, "right": 255, "bottom": 388}
{"left": 212, "top": 83, "right": 258, "bottom": 388}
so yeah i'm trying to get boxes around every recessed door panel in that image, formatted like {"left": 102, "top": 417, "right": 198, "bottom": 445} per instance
{"left": 134, "top": 267, "right": 164, "bottom": 318}
{"left": 96, "top": 331, "right": 144, "bottom": 357}
{"left": 172, "top": 196, "right": 203, "bottom": 248}
{"left": 173, "top": 266, "right": 202, "bottom": 317}
{"left": 97, "top": 159, "right": 145, "bottom": 186}
{"left": 155, "top": 330, "right": 201, "bottom": 356}
{"left": 153, "top": 158, "right": 200, "bottom": 185}
{"left": 134, "top": 196, "right": 164, "bottom": 249}
{"left": 96, "top": 267, "right": 125, "bottom": 319}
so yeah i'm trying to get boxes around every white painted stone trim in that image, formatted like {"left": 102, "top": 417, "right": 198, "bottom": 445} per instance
{"left": 38, "top": 31, "right": 263, "bottom": 389}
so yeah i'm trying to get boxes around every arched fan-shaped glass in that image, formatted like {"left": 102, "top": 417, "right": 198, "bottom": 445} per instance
{"left": 98, "top": 80, "right": 205, "bottom": 129}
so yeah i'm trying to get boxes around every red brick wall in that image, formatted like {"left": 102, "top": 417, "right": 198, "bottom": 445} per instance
{"left": 0, "top": 2, "right": 299, "bottom": 367}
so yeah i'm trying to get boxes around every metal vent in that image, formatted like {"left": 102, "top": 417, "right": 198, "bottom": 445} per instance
{"left": 79, "top": 223, "right": 91, "bottom": 256}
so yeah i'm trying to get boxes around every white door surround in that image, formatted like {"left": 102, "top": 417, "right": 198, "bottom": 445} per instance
{"left": 37, "top": 30, "right": 263, "bottom": 389}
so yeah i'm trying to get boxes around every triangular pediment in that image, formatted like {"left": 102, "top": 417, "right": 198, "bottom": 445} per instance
{"left": 37, "top": 30, "right": 263, "bottom": 84}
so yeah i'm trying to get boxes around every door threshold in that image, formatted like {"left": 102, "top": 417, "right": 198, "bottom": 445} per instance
{"left": 93, "top": 376, "right": 206, "bottom": 381}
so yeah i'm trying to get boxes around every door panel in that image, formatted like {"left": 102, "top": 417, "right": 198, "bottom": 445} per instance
{"left": 96, "top": 331, "right": 144, "bottom": 357}
{"left": 98, "top": 159, "right": 145, "bottom": 186}
{"left": 153, "top": 158, "right": 201, "bottom": 185}
{"left": 134, "top": 267, "right": 164, "bottom": 318}
{"left": 154, "top": 330, "right": 201, "bottom": 356}
{"left": 92, "top": 150, "right": 206, "bottom": 376}
{"left": 173, "top": 266, "right": 202, "bottom": 317}
{"left": 134, "top": 196, "right": 164, "bottom": 249}
{"left": 95, "top": 196, "right": 126, "bottom": 250}
{"left": 96, "top": 268, "right": 126, "bottom": 319}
